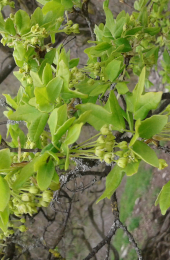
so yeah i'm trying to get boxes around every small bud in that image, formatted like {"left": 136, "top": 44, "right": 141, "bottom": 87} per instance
{"left": 115, "top": 151, "right": 124, "bottom": 157}
{"left": 18, "top": 204, "right": 27, "bottom": 214}
{"left": 29, "top": 186, "right": 39, "bottom": 194}
{"left": 40, "top": 200, "right": 49, "bottom": 207}
{"left": 42, "top": 190, "right": 53, "bottom": 202}
{"left": 87, "top": 79, "right": 95, "bottom": 85}
{"left": 95, "top": 145, "right": 105, "bottom": 157}
{"left": 100, "top": 124, "right": 110, "bottom": 135}
{"left": 117, "top": 157, "right": 128, "bottom": 168}
{"left": 20, "top": 218, "right": 26, "bottom": 223}
{"left": 57, "top": 17, "right": 64, "bottom": 23}
{"left": 105, "top": 143, "right": 114, "bottom": 152}
{"left": 21, "top": 194, "right": 30, "bottom": 202}
{"left": 97, "top": 136, "right": 105, "bottom": 144}
{"left": 158, "top": 159, "right": 168, "bottom": 170}
{"left": 117, "top": 141, "right": 128, "bottom": 150}
{"left": 104, "top": 152, "right": 113, "bottom": 164}
{"left": 72, "top": 24, "right": 79, "bottom": 30}
{"left": 19, "top": 225, "right": 27, "bottom": 232}
{"left": 105, "top": 134, "right": 115, "bottom": 142}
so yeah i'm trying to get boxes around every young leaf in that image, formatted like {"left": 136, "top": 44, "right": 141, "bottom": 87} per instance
{"left": 104, "top": 60, "right": 122, "bottom": 81}
{"left": 5, "top": 18, "right": 16, "bottom": 35}
{"left": 48, "top": 104, "right": 67, "bottom": 136}
{"left": 124, "top": 161, "right": 140, "bottom": 176}
{"left": 155, "top": 181, "right": 170, "bottom": 215}
{"left": 97, "top": 165, "right": 124, "bottom": 203}
{"left": 133, "top": 67, "right": 146, "bottom": 108}
{"left": 53, "top": 117, "right": 76, "bottom": 144}
{"left": 64, "top": 123, "right": 83, "bottom": 146}
{"left": 0, "top": 149, "right": 11, "bottom": 170}
{"left": 31, "top": 7, "right": 43, "bottom": 26}
{"left": 131, "top": 140, "right": 159, "bottom": 167}
{"left": 138, "top": 115, "right": 168, "bottom": 139}
{"left": 42, "top": 63, "right": 53, "bottom": 85}
{"left": 0, "top": 205, "right": 9, "bottom": 232}
{"left": 12, "top": 158, "right": 37, "bottom": 189}
{"left": 14, "top": 10, "right": 30, "bottom": 35}
{"left": 112, "top": 17, "right": 126, "bottom": 38}
{"left": 42, "top": 1, "right": 65, "bottom": 17}
{"left": 29, "top": 113, "right": 49, "bottom": 143}
{"left": 134, "top": 91, "right": 162, "bottom": 120}
{"left": 37, "top": 159, "right": 55, "bottom": 191}
{"left": 46, "top": 76, "right": 63, "bottom": 102}
{"left": 0, "top": 176, "right": 10, "bottom": 212}
{"left": 9, "top": 104, "right": 41, "bottom": 123}
{"left": 116, "top": 82, "right": 129, "bottom": 95}
{"left": 34, "top": 86, "right": 53, "bottom": 112}
{"left": 106, "top": 91, "right": 125, "bottom": 131}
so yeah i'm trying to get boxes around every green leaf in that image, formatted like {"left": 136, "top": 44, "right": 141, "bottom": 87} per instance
{"left": 58, "top": 60, "right": 70, "bottom": 89}
{"left": 31, "top": 7, "right": 43, "bottom": 26}
{"left": 76, "top": 103, "right": 112, "bottom": 131}
{"left": 69, "top": 58, "right": 79, "bottom": 69}
{"left": 163, "top": 49, "right": 170, "bottom": 65}
{"left": 133, "top": 67, "right": 146, "bottom": 108}
{"left": 48, "top": 104, "right": 67, "bottom": 136}
{"left": 103, "top": 1, "right": 115, "bottom": 36}
{"left": 12, "top": 158, "right": 37, "bottom": 189}
{"left": 29, "top": 113, "right": 49, "bottom": 143}
{"left": 74, "top": 111, "right": 91, "bottom": 125}
{"left": 96, "top": 165, "right": 124, "bottom": 203}
{"left": 124, "top": 161, "right": 140, "bottom": 176}
{"left": 114, "top": 38, "right": 132, "bottom": 52}
{"left": 3, "top": 94, "right": 18, "bottom": 110}
{"left": 144, "top": 27, "right": 160, "bottom": 36}
{"left": 138, "top": 7, "right": 148, "bottom": 27}
{"left": 126, "top": 111, "right": 134, "bottom": 131}
{"left": 53, "top": 117, "right": 76, "bottom": 144}
{"left": 5, "top": 18, "right": 16, "bottom": 35}
{"left": 34, "top": 86, "right": 53, "bottom": 112}
{"left": 125, "top": 26, "right": 143, "bottom": 36}
{"left": 0, "top": 176, "right": 10, "bottom": 211}
{"left": 30, "top": 71, "right": 43, "bottom": 88}
{"left": 106, "top": 91, "right": 125, "bottom": 131}
{"left": 131, "top": 140, "right": 159, "bottom": 167}
{"left": 134, "top": 91, "right": 162, "bottom": 120}
{"left": 14, "top": 10, "right": 30, "bottom": 35}
{"left": 61, "top": 0, "right": 73, "bottom": 9}
{"left": 9, "top": 104, "right": 41, "bottom": 123}
{"left": 129, "top": 119, "right": 141, "bottom": 147}
{"left": 13, "top": 43, "right": 26, "bottom": 62}
{"left": 37, "top": 159, "right": 55, "bottom": 190}
{"left": 104, "top": 60, "right": 122, "bottom": 81}
{"left": 42, "top": 63, "right": 53, "bottom": 85}
{"left": 46, "top": 76, "right": 63, "bottom": 102}
{"left": 138, "top": 115, "right": 168, "bottom": 139}
{"left": 0, "top": 206, "right": 9, "bottom": 232}
{"left": 0, "top": 149, "right": 11, "bottom": 170}
{"left": 112, "top": 17, "right": 126, "bottom": 38}
{"left": 155, "top": 181, "right": 170, "bottom": 215}
{"left": 42, "top": 1, "right": 65, "bottom": 17}
{"left": 8, "top": 125, "right": 26, "bottom": 148}
{"left": 64, "top": 123, "right": 83, "bottom": 146}
{"left": 116, "top": 82, "right": 129, "bottom": 95}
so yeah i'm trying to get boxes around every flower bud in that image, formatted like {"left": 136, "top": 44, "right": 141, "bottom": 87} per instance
{"left": 115, "top": 151, "right": 124, "bottom": 157}
{"left": 40, "top": 200, "right": 49, "bottom": 207}
{"left": 123, "top": 150, "right": 130, "bottom": 158}
{"left": 87, "top": 79, "right": 95, "bottom": 85}
{"left": 105, "top": 142, "right": 114, "bottom": 152}
{"left": 104, "top": 153, "right": 113, "bottom": 164}
{"left": 42, "top": 190, "right": 53, "bottom": 202}
{"left": 95, "top": 145, "right": 104, "bottom": 157}
{"left": 117, "top": 141, "right": 128, "bottom": 150}
{"left": 158, "top": 159, "right": 168, "bottom": 170}
{"left": 100, "top": 125, "right": 110, "bottom": 135}
{"left": 72, "top": 24, "right": 79, "bottom": 30}
{"left": 105, "top": 134, "right": 115, "bottom": 141}
{"left": 117, "top": 157, "right": 128, "bottom": 168}
{"left": 20, "top": 218, "right": 26, "bottom": 223}
{"left": 18, "top": 204, "right": 27, "bottom": 214}
{"left": 97, "top": 136, "right": 105, "bottom": 144}
{"left": 21, "top": 193, "right": 30, "bottom": 202}
{"left": 19, "top": 225, "right": 27, "bottom": 232}
{"left": 57, "top": 17, "right": 64, "bottom": 23}
{"left": 29, "top": 186, "right": 39, "bottom": 194}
